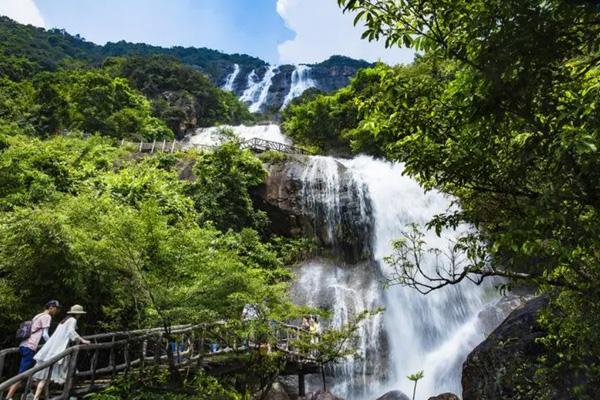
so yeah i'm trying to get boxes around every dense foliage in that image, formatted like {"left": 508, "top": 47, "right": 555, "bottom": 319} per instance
{"left": 0, "top": 133, "right": 296, "bottom": 338}
{"left": 0, "top": 17, "right": 255, "bottom": 139}
{"left": 301, "top": 0, "right": 600, "bottom": 397}
{"left": 0, "top": 16, "right": 263, "bottom": 82}
{"left": 105, "top": 56, "right": 255, "bottom": 135}
{"left": 281, "top": 67, "right": 385, "bottom": 154}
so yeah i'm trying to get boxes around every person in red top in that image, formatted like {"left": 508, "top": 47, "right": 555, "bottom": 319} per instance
{"left": 5, "top": 300, "right": 60, "bottom": 400}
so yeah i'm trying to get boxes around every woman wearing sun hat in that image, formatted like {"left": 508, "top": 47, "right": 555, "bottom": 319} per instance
{"left": 32, "top": 305, "right": 91, "bottom": 400}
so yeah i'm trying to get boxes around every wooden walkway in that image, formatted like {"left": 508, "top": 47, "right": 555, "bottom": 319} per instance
{"left": 0, "top": 322, "right": 318, "bottom": 400}
{"left": 127, "top": 137, "right": 306, "bottom": 155}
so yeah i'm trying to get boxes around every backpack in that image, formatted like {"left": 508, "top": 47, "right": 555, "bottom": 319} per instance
{"left": 15, "top": 320, "right": 34, "bottom": 340}
{"left": 15, "top": 314, "right": 42, "bottom": 341}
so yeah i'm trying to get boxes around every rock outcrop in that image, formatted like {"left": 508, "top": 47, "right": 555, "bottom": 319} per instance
{"left": 221, "top": 56, "right": 371, "bottom": 113}
{"left": 461, "top": 295, "right": 549, "bottom": 400}
{"left": 306, "top": 390, "right": 343, "bottom": 400}
{"left": 252, "top": 156, "right": 374, "bottom": 262}
{"left": 427, "top": 393, "right": 460, "bottom": 400}
{"left": 374, "top": 390, "right": 410, "bottom": 400}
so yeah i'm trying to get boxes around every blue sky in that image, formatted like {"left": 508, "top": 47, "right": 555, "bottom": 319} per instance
{"left": 0, "top": 0, "right": 414, "bottom": 65}
{"left": 36, "top": 0, "right": 293, "bottom": 63}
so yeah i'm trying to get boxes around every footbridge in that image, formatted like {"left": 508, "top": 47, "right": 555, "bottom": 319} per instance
{"left": 127, "top": 137, "right": 306, "bottom": 155}
{"left": 0, "top": 321, "right": 318, "bottom": 400}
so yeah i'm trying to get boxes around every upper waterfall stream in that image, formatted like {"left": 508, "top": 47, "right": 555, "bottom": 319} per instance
{"left": 186, "top": 124, "right": 509, "bottom": 400}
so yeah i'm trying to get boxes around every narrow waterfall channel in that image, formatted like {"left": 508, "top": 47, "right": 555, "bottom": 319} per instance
{"left": 240, "top": 65, "right": 279, "bottom": 113}
{"left": 281, "top": 65, "right": 316, "bottom": 110}
{"left": 187, "top": 124, "right": 508, "bottom": 400}
{"left": 222, "top": 63, "right": 240, "bottom": 92}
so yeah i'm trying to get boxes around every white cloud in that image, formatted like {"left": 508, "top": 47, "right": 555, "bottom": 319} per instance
{"left": 0, "top": 0, "right": 45, "bottom": 27}
{"left": 276, "top": 0, "right": 413, "bottom": 65}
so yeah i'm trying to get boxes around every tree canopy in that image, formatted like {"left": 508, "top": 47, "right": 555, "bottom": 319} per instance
{"left": 324, "top": 0, "right": 600, "bottom": 396}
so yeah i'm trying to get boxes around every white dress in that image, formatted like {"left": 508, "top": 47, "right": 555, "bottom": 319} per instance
{"left": 33, "top": 317, "right": 81, "bottom": 384}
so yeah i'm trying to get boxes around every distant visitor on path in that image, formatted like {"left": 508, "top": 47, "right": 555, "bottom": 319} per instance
{"left": 5, "top": 300, "right": 60, "bottom": 400}
{"left": 32, "top": 305, "right": 91, "bottom": 400}
{"left": 309, "top": 316, "right": 320, "bottom": 344}
{"left": 300, "top": 316, "right": 310, "bottom": 331}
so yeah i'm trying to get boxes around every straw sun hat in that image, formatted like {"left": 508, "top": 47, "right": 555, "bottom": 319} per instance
{"left": 66, "top": 304, "right": 87, "bottom": 315}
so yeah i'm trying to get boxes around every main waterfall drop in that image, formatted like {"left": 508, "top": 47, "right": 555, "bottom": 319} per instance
{"left": 185, "top": 125, "right": 508, "bottom": 399}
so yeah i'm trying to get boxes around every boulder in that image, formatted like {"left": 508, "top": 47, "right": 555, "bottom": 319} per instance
{"left": 264, "top": 382, "right": 292, "bottom": 400}
{"left": 462, "top": 295, "right": 549, "bottom": 400}
{"left": 307, "top": 390, "right": 343, "bottom": 400}
{"left": 427, "top": 394, "right": 460, "bottom": 400}
{"left": 374, "top": 390, "right": 410, "bottom": 400}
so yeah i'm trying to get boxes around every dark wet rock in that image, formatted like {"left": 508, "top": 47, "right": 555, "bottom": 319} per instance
{"left": 427, "top": 393, "right": 460, "bottom": 400}
{"left": 307, "top": 390, "right": 343, "bottom": 400}
{"left": 252, "top": 156, "right": 373, "bottom": 262}
{"left": 373, "top": 390, "right": 410, "bottom": 400}
{"left": 462, "top": 295, "right": 549, "bottom": 400}
{"left": 219, "top": 57, "right": 370, "bottom": 113}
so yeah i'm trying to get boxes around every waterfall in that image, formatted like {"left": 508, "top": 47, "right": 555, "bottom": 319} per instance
{"left": 240, "top": 69, "right": 259, "bottom": 103}
{"left": 281, "top": 65, "right": 316, "bottom": 110}
{"left": 222, "top": 63, "right": 240, "bottom": 92}
{"left": 294, "top": 155, "right": 502, "bottom": 399}
{"left": 183, "top": 123, "right": 509, "bottom": 399}
{"left": 240, "top": 65, "right": 278, "bottom": 113}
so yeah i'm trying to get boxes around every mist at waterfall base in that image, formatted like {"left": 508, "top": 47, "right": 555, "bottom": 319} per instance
{"left": 186, "top": 125, "right": 504, "bottom": 400}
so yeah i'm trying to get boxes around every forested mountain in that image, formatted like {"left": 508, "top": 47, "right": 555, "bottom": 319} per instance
{"left": 0, "top": 16, "right": 371, "bottom": 115}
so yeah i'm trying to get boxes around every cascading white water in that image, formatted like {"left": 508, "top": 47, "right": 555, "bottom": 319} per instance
{"left": 222, "top": 63, "right": 240, "bottom": 92}
{"left": 240, "top": 69, "right": 259, "bottom": 103}
{"left": 281, "top": 65, "right": 317, "bottom": 110}
{"left": 185, "top": 124, "right": 291, "bottom": 147}
{"left": 294, "top": 154, "right": 501, "bottom": 399}
{"left": 240, "top": 65, "right": 278, "bottom": 113}
{"left": 183, "top": 123, "right": 508, "bottom": 399}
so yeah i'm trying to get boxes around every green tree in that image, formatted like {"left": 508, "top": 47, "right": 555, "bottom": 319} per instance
{"left": 336, "top": 0, "right": 600, "bottom": 397}
{"left": 187, "top": 139, "right": 268, "bottom": 232}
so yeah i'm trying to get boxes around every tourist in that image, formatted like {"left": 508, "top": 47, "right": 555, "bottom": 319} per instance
{"left": 32, "top": 305, "right": 91, "bottom": 400}
{"left": 300, "top": 316, "right": 310, "bottom": 331}
{"left": 308, "top": 316, "right": 320, "bottom": 344}
{"left": 5, "top": 300, "right": 60, "bottom": 400}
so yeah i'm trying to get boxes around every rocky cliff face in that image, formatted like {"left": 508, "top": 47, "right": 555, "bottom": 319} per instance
{"left": 251, "top": 155, "right": 373, "bottom": 263}
{"left": 220, "top": 56, "right": 371, "bottom": 114}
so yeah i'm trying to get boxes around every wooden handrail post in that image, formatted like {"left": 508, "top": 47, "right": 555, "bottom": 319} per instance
{"left": 138, "top": 141, "right": 143, "bottom": 152}
{"left": 150, "top": 140, "right": 156, "bottom": 154}
{"left": 90, "top": 348, "right": 99, "bottom": 386}
{"left": 197, "top": 327, "right": 205, "bottom": 368}
{"left": 154, "top": 333, "right": 162, "bottom": 364}
{"left": 141, "top": 339, "right": 147, "bottom": 371}
{"left": 62, "top": 348, "right": 80, "bottom": 400}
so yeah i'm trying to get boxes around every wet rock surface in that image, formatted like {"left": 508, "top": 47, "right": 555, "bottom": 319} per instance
{"left": 221, "top": 59, "right": 370, "bottom": 113}
{"left": 462, "top": 295, "right": 549, "bottom": 400}
{"left": 427, "top": 393, "right": 460, "bottom": 400}
{"left": 252, "top": 156, "right": 374, "bottom": 262}
{"left": 373, "top": 390, "right": 410, "bottom": 400}
{"left": 306, "top": 390, "right": 344, "bottom": 400}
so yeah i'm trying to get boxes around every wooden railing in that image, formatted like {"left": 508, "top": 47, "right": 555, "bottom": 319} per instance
{"left": 240, "top": 138, "right": 306, "bottom": 155}
{"left": 0, "top": 321, "right": 317, "bottom": 400}
{"left": 126, "top": 137, "right": 306, "bottom": 155}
